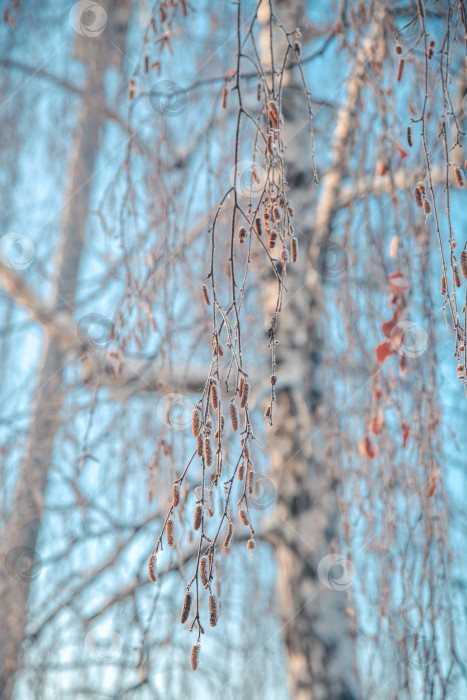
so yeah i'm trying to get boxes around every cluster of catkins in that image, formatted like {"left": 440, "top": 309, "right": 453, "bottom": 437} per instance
{"left": 148, "top": 371, "right": 257, "bottom": 670}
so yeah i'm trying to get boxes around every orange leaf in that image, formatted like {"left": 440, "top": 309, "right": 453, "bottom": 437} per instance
{"left": 376, "top": 341, "right": 393, "bottom": 363}
{"left": 389, "top": 235, "right": 399, "bottom": 259}
{"left": 371, "top": 411, "right": 385, "bottom": 435}
{"left": 359, "top": 436, "right": 379, "bottom": 459}
{"left": 376, "top": 160, "right": 389, "bottom": 176}
{"left": 388, "top": 271, "right": 411, "bottom": 296}
{"left": 382, "top": 308, "right": 401, "bottom": 338}
{"left": 394, "top": 139, "right": 409, "bottom": 160}
{"left": 401, "top": 421, "right": 410, "bottom": 448}
{"left": 428, "top": 470, "right": 440, "bottom": 498}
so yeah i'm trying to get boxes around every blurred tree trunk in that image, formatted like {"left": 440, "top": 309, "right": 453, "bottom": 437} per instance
{"left": 259, "top": 2, "right": 360, "bottom": 698}
{"left": 0, "top": 4, "right": 130, "bottom": 696}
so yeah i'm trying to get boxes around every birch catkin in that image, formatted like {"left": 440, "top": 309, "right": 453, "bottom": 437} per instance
{"left": 290, "top": 237, "right": 298, "bottom": 262}
{"left": 204, "top": 436, "right": 213, "bottom": 466}
{"left": 200, "top": 555, "right": 209, "bottom": 587}
{"left": 148, "top": 552, "right": 157, "bottom": 582}
{"left": 167, "top": 518, "right": 174, "bottom": 547}
{"left": 180, "top": 591, "right": 192, "bottom": 623}
{"left": 240, "top": 381, "right": 250, "bottom": 407}
{"left": 441, "top": 273, "right": 447, "bottom": 296}
{"left": 172, "top": 484, "right": 180, "bottom": 508}
{"left": 193, "top": 505, "right": 202, "bottom": 531}
{"left": 211, "top": 380, "right": 219, "bottom": 409}
{"left": 461, "top": 251, "right": 467, "bottom": 278}
{"left": 230, "top": 401, "right": 239, "bottom": 431}
{"left": 224, "top": 521, "right": 233, "bottom": 548}
{"left": 209, "top": 594, "right": 218, "bottom": 627}
{"left": 239, "top": 509, "right": 249, "bottom": 526}
{"left": 202, "top": 283, "right": 210, "bottom": 305}
{"left": 196, "top": 435, "right": 203, "bottom": 457}
{"left": 191, "top": 643, "right": 200, "bottom": 670}
{"left": 192, "top": 407, "right": 201, "bottom": 436}
{"left": 455, "top": 167, "right": 465, "bottom": 187}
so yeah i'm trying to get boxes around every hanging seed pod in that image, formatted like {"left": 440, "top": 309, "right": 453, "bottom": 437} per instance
{"left": 191, "top": 643, "right": 200, "bottom": 671}
{"left": 202, "top": 283, "right": 211, "bottom": 305}
{"left": 268, "top": 231, "right": 277, "bottom": 249}
{"left": 128, "top": 79, "right": 135, "bottom": 101}
{"left": 395, "top": 44, "right": 403, "bottom": 55}
{"left": 455, "top": 167, "right": 465, "bottom": 187}
{"left": 167, "top": 518, "right": 175, "bottom": 547}
{"left": 247, "top": 538, "right": 256, "bottom": 551}
{"left": 148, "top": 552, "right": 157, "bottom": 582}
{"left": 204, "top": 436, "right": 213, "bottom": 466}
{"left": 441, "top": 273, "right": 447, "bottom": 296}
{"left": 222, "top": 86, "right": 227, "bottom": 109}
{"left": 238, "top": 376, "right": 244, "bottom": 398}
{"left": 257, "top": 82, "right": 261, "bottom": 101}
{"left": 209, "top": 594, "right": 218, "bottom": 627}
{"left": 272, "top": 206, "right": 280, "bottom": 221}
{"left": 248, "top": 468, "right": 255, "bottom": 495}
{"left": 208, "top": 496, "right": 215, "bottom": 518}
{"left": 455, "top": 266, "right": 461, "bottom": 287}
{"left": 427, "top": 39, "right": 435, "bottom": 59}
{"left": 239, "top": 226, "right": 247, "bottom": 244}
{"left": 196, "top": 435, "right": 203, "bottom": 457}
{"left": 290, "top": 236, "right": 298, "bottom": 262}
{"left": 180, "top": 590, "right": 193, "bottom": 624}
{"left": 424, "top": 199, "right": 431, "bottom": 215}
{"left": 240, "top": 381, "right": 250, "bottom": 408}
{"left": 255, "top": 216, "right": 262, "bottom": 237}
{"left": 200, "top": 555, "right": 209, "bottom": 587}
{"left": 268, "top": 100, "right": 279, "bottom": 126}
{"left": 407, "top": 125, "right": 413, "bottom": 147}
{"left": 192, "top": 407, "right": 201, "bottom": 436}
{"left": 193, "top": 504, "right": 202, "bottom": 531}
{"left": 238, "top": 463, "right": 245, "bottom": 481}
{"left": 230, "top": 401, "right": 239, "bottom": 431}
{"left": 224, "top": 521, "right": 234, "bottom": 548}
{"left": 211, "top": 381, "right": 219, "bottom": 409}
{"left": 239, "top": 509, "right": 249, "bottom": 526}
{"left": 460, "top": 251, "right": 467, "bottom": 278}
{"left": 172, "top": 484, "right": 180, "bottom": 508}
{"left": 267, "top": 132, "right": 274, "bottom": 156}
{"left": 414, "top": 187, "right": 424, "bottom": 208}
{"left": 416, "top": 181, "right": 425, "bottom": 194}
{"left": 396, "top": 58, "right": 405, "bottom": 82}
